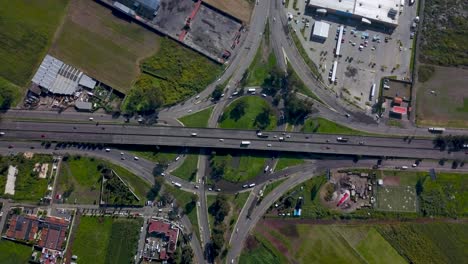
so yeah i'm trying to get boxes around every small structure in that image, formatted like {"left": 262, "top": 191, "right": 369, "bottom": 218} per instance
{"left": 390, "top": 106, "right": 407, "bottom": 118}
{"left": 74, "top": 101, "right": 93, "bottom": 112}
{"left": 393, "top": 96, "right": 403, "bottom": 106}
{"left": 78, "top": 74, "right": 96, "bottom": 90}
{"left": 5, "top": 166, "right": 18, "bottom": 195}
{"left": 312, "top": 21, "right": 330, "bottom": 42}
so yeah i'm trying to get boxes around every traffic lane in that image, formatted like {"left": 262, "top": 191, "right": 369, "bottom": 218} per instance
{"left": 1, "top": 130, "right": 459, "bottom": 160}
{"left": 0, "top": 121, "right": 438, "bottom": 149}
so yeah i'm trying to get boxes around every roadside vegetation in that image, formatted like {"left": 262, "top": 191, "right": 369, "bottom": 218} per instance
{"left": 172, "top": 154, "right": 199, "bottom": 182}
{"left": 0, "top": 239, "right": 32, "bottom": 264}
{"left": 72, "top": 216, "right": 142, "bottom": 264}
{"left": 262, "top": 179, "right": 287, "bottom": 197}
{"left": 302, "top": 117, "right": 370, "bottom": 135}
{"left": 124, "top": 38, "right": 222, "bottom": 114}
{"left": 289, "top": 26, "right": 322, "bottom": 81}
{"left": 246, "top": 22, "right": 277, "bottom": 86}
{"left": 0, "top": 77, "right": 21, "bottom": 109}
{"left": 178, "top": 107, "right": 213, "bottom": 128}
{"left": 239, "top": 233, "right": 287, "bottom": 264}
{"left": 209, "top": 150, "right": 269, "bottom": 183}
{"left": 219, "top": 96, "right": 277, "bottom": 130}
{"left": 275, "top": 154, "right": 305, "bottom": 171}
{"left": 0, "top": 0, "right": 69, "bottom": 90}
{"left": 417, "top": 64, "right": 435, "bottom": 83}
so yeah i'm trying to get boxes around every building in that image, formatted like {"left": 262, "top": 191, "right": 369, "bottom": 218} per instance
{"left": 115, "top": 0, "right": 160, "bottom": 20}
{"left": 390, "top": 106, "right": 407, "bottom": 118}
{"left": 4, "top": 214, "right": 70, "bottom": 252}
{"left": 145, "top": 219, "right": 180, "bottom": 261}
{"left": 308, "top": 0, "right": 402, "bottom": 28}
{"left": 393, "top": 96, "right": 403, "bottom": 105}
{"left": 31, "top": 54, "right": 97, "bottom": 95}
{"left": 312, "top": 21, "right": 330, "bottom": 42}
{"left": 74, "top": 101, "right": 93, "bottom": 112}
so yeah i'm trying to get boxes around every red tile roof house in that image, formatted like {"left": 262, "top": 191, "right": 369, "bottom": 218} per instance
{"left": 147, "top": 220, "right": 180, "bottom": 261}
{"left": 4, "top": 214, "right": 70, "bottom": 253}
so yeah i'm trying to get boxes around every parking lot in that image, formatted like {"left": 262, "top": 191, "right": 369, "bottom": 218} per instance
{"left": 286, "top": 0, "right": 418, "bottom": 110}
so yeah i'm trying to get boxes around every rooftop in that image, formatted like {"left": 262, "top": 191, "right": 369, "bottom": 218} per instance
{"left": 312, "top": 21, "right": 330, "bottom": 38}
{"left": 147, "top": 220, "right": 179, "bottom": 254}
{"left": 308, "top": 0, "right": 402, "bottom": 26}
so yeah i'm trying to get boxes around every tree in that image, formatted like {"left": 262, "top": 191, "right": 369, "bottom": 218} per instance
{"left": 208, "top": 194, "right": 230, "bottom": 224}
{"left": 153, "top": 163, "right": 168, "bottom": 176}
{"left": 262, "top": 67, "right": 285, "bottom": 96}
{"left": 181, "top": 245, "right": 194, "bottom": 264}
{"left": 284, "top": 94, "right": 313, "bottom": 124}
{"left": 0, "top": 77, "right": 18, "bottom": 110}
{"left": 212, "top": 85, "right": 224, "bottom": 101}
{"left": 230, "top": 100, "right": 247, "bottom": 120}
{"left": 122, "top": 76, "right": 164, "bottom": 115}
{"left": 254, "top": 106, "right": 273, "bottom": 130}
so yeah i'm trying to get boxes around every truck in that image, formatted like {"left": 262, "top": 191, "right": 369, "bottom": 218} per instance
{"left": 369, "top": 83, "right": 376, "bottom": 100}
{"left": 428, "top": 127, "right": 445, "bottom": 133}
{"left": 264, "top": 165, "right": 270, "bottom": 172}
{"left": 173, "top": 182, "right": 182, "bottom": 188}
{"left": 248, "top": 183, "right": 256, "bottom": 188}
{"left": 241, "top": 141, "right": 251, "bottom": 146}
{"left": 336, "top": 137, "right": 349, "bottom": 142}
{"left": 248, "top": 88, "right": 256, "bottom": 94}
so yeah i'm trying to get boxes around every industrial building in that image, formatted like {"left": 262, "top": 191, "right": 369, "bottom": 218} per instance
{"left": 114, "top": 0, "right": 160, "bottom": 20}
{"left": 308, "top": 0, "right": 402, "bottom": 28}
{"left": 31, "top": 55, "right": 96, "bottom": 95}
{"left": 312, "top": 21, "right": 330, "bottom": 42}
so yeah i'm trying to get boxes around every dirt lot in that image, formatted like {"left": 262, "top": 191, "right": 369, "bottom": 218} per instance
{"left": 50, "top": 0, "right": 160, "bottom": 92}
{"left": 203, "top": 0, "right": 253, "bottom": 23}
{"left": 415, "top": 65, "right": 468, "bottom": 128}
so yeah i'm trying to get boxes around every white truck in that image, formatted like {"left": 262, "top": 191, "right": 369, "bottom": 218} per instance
{"left": 173, "top": 182, "right": 182, "bottom": 188}
{"left": 264, "top": 165, "right": 270, "bottom": 172}
{"left": 241, "top": 141, "right": 251, "bottom": 146}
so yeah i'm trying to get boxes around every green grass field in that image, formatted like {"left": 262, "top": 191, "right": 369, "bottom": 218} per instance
{"left": 0, "top": 154, "right": 51, "bottom": 202}
{"left": 0, "top": 240, "right": 32, "bottom": 264}
{"left": 0, "top": 0, "right": 69, "bottom": 89}
{"left": 130, "top": 149, "right": 178, "bottom": 164}
{"left": 178, "top": 107, "right": 213, "bottom": 128}
{"left": 58, "top": 156, "right": 151, "bottom": 205}
{"left": 72, "top": 217, "right": 142, "bottom": 264}
{"left": 211, "top": 153, "right": 268, "bottom": 183}
{"left": 247, "top": 43, "right": 277, "bottom": 86}
{"left": 275, "top": 154, "right": 305, "bottom": 171}
{"left": 0, "top": 77, "right": 22, "bottom": 108}
{"left": 163, "top": 184, "right": 199, "bottom": 238}
{"left": 378, "top": 223, "right": 468, "bottom": 264}
{"left": 302, "top": 117, "right": 369, "bottom": 135}
{"left": 219, "top": 96, "right": 277, "bottom": 130}
{"left": 134, "top": 37, "right": 222, "bottom": 106}
{"left": 375, "top": 186, "right": 417, "bottom": 213}
{"left": 172, "top": 154, "right": 198, "bottom": 182}
{"left": 50, "top": 0, "right": 160, "bottom": 92}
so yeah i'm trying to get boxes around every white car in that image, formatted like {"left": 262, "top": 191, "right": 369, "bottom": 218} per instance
{"left": 105, "top": 148, "right": 111, "bottom": 152}
{"left": 0, "top": 132, "right": 5, "bottom": 135}
{"left": 89, "top": 117, "right": 94, "bottom": 121}
{"left": 267, "top": 144, "right": 272, "bottom": 147}
{"left": 134, "top": 156, "right": 139, "bottom": 161}
{"left": 219, "top": 139, "right": 224, "bottom": 142}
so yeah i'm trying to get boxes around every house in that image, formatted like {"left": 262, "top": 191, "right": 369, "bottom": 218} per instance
{"left": 146, "top": 219, "right": 180, "bottom": 260}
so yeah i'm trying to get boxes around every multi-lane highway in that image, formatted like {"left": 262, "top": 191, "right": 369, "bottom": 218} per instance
{"left": 1, "top": 121, "right": 463, "bottom": 160}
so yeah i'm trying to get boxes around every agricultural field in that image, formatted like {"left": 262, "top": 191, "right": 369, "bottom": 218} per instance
{"left": 172, "top": 154, "right": 199, "bottom": 182}
{"left": 415, "top": 66, "right": 468, "bottom": 128}
{"left": 72, "top": 217, "right": 142, "bottom": 264}
{"left": 50, "top": 0, "right": 160, "bottom": 92}
{"left": 219, "top": 96, "right": 277, "bottom": 131}
{"left": 0, "top": 0, "right": 69, "bottom": 90}
{"left": 377, "top": 223, "right": 468, "bottom": 264}
{"left": 178, "top": 107, "right": 214, "bottom": 128}
{"left": 57, "top": 156, "right": 151, "bottom": 205}
{"left": 302, "top": 117, "right": 369, "bottom": 135}
{"left": 240, "top": 233, "right": 287, "bottom": 264}
{"left": 203, "top": 0, "right": 253, "bottom": 23}
{"left": 209, "top": 152, "right": 269, "bottom": 183}
{"left": 0, "top": 154, "right": 51, "bottom": 202}
{"left": 0, "top": 239, "right": 32, "bottom": 264}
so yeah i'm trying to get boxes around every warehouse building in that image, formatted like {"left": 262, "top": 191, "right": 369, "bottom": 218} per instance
{"left": 308, "top": 0, "right": 402, "bottom": 28}
{"left": 31, "top": 55, "right": 96, "bottom": 95}
{"left": 312, "top": 21, "right": 330, "bottom": 42}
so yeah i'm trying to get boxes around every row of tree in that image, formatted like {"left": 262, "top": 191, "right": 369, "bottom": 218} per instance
{"left": 433, "top": 135, "right": 468, "bottom": 151}
{"left": 208, "top": 194, "right": 231, "bottom": 258}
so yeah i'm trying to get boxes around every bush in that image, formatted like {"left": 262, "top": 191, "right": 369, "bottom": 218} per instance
{"left": 418, "top": 65, "right": 435, "bottom": 82}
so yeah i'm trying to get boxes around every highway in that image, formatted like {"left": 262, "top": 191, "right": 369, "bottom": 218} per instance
{"left": 1, "top": 121, "right": 464, "bottom": 160}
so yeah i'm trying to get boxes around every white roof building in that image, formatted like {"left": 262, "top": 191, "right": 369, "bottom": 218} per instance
{"left": 312, "top": 21, "right": 330, "bottom": 39}
{"left": 308, "top": 0, "right": 402, "bottom": 27}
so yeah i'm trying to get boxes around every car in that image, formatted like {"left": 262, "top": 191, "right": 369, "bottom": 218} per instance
{"left": 191, "top": 133, "right": 197, "bottom": 137}
{"left": 194, "top": 185, "right": 199, "bottom": 189}
{"left": 242, "top": 184, "right": 248, "bottom": 188}
{"left": 0, "top": 132, "right": 5, "bottom": 135}
{"left": 41, "top": 134, "right": 45, "bottom": 138}
{"left": 161, "top": 173, "right": 166, "bottom": 176}
{"left": 121, "top": 157, "right": 126, "bottom": 160}
{"left": 89, "top": 117, "right": 94, "bottom": 121}
{"left": 8, "top": 145, "right": 13, "bottom": 149}
{"left": 120, "top": 152, "right": 124, "bottom": 155}
{"left": 279, "top": 137, "right": 284, "bottom": 141}
{"left": 197, "top": 202, "right": 201, "bottom": 207}
{"left": 412, "top": 163, "right": 418, "bottom": 167}
{"left": 219, "top": 139, "right": 224, "bottom": 142}
{"left": 216, "top": 188, "right": 221, "bottom": 192}
{"left": 359, "top": 141, "right": 364, "bottom": 145}
{"left": 105, "top": 148, "right": 111, "bottom": 152}
{"left": 195, "top": 95, "right": 200, "bottom": 99}
{"left": 208, "top": 187, "right": 213, "bottom": 191}
{"left": 286, "top": 134, "right": 291, "bottom": 138}
{"left": 134, "top": 156, "right": 139, "bottom": 161}
{"left": 345, "top": 113, "right": 350, "bottom": 118}
{"left": 267, "top": 144, "right": 272, "bottom": 147}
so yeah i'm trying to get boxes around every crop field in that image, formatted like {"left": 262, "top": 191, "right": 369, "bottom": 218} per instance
{"left": 375, "top": 186, "right": 417, "bottom": 212}
{"left": 0, "top": 240, "right": 32, "bottom": 264}
{"left": 415, "top": 65, "right": 468, "bottom": 128}
{"left": 219, "top": 96, "right": 277, "bottom": 131}
{"left": 203, "top": 0, "right": 253, "bottom": 23}
{"left": 72, "top": 217, "right": 142, "bottom": 264}
{"left": 377, "top": 222, "right": 468, "bottom": 264}
{"left": 50, "top": 0, "right": 160, "bottom": 92}
{"left": 0, "top": 0, "right": 69, "bottom": 89}
{"left": 178, "top": 106, "right": 213, "bottom": 128}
